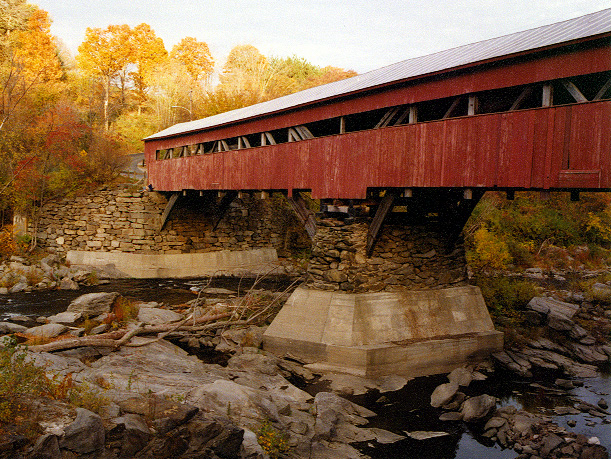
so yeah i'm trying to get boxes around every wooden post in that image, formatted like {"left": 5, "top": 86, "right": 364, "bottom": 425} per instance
{"left": 542, "top": 83, "right": 553, "bottom": 107}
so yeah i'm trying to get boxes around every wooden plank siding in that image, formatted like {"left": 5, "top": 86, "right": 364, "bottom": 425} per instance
{"left": 146, "top": 100, "right": 611, "bottom": 199}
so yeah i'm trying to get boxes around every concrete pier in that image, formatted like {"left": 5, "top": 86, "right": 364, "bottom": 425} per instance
{"left": 263, "top": 285, "right": 503, "bottom": 378}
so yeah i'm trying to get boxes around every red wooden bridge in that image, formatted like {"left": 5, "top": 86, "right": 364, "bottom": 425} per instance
{"left": 145, "top": 9, "right": 611, "bottom": 201}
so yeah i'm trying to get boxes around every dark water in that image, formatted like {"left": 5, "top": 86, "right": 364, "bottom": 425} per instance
{"left": 352, "top": 369, "right": 610, "bottom": 459}
{"left": 1, "top": 278, "right": 609, "bottom": 458}
{"left": 0, "top": 276, "right": 295, "bottom": 321}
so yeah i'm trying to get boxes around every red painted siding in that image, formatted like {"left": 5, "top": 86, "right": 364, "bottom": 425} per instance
{"left": 146, "top": 101, "right": 611, "bottom": 199}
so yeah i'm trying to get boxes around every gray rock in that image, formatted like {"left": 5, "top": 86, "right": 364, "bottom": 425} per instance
{"left": 60, "top": 408, "right": 105, "bottom": 454}
{"left": 448, "top": 367, "right": 473, "bottom": 387}
{"left": 547, "top": 311, "right": 574, "bottom": 331}
{"left": 527, "top": 296, "right": 579, "bottom": 318}
{"left": 9, "top": 282, "right": 28, "bottom": 293}
{"left": 540, "top": 433, "right": 564, "bottom": 457}
{"left": 46, "top": 311, "right": 82, "bottom": 325}
{"left": 0, "top": 322, "right": 27, "bottom": 334}
{"left": 137, "top": 307, "right": 183, "bottom": 325}
{"left": 58, "top": 277, "right": 79, "bottom": 290}
{"left": 484, "top": 417, "right": 507, "bottom": 430}
{"left": 111, "top": 413, "right": 151, "bottom": 457}
{"left": 430, "top": 382, "right": 459, "bottom": 408}
{"left": 29, "top": 433, "right": 61, "bottom": 459}
{"left": 461, "top": 394, "right": 496, "bottom": 422}
{"left": 369, "top": 428, "right": 406, "bottom": 444}
{"left": 405, "top": 431, "right": 450, "bottom": 440}
{"left": 25, "top": 323, "right": 67, "bottom": 338}
{"left": 439, "top": 412, "right": 463, "bottom": 421}
{"left": 67, "top": 292, "right": 119, "bottom": 316}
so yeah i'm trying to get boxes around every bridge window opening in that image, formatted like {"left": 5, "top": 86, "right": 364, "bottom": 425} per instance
{"left": 224, "top": 137, "right": 240, "bottom": 150}
{"left": 343, "top": 107, "right": 394, "bottom": 133}
{"left": 304, "top": 118, "right": 344, "bottom": 137}
{"left": 202, "top": 141, "right": 216, "bottom": 154}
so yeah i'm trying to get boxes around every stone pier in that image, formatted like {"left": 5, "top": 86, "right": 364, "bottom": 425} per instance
{"left": 264, "top": 203, "right": 503, "bottom": 378}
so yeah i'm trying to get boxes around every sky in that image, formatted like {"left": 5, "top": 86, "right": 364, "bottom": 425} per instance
{"left": 34, "top": 0, "right": 610, "bottom": 74}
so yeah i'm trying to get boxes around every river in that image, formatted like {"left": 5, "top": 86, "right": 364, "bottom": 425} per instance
{"left": 0, "top": 277, "right": 609, "bottom": 458}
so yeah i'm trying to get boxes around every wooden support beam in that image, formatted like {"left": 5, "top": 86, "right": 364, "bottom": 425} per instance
{"left": 213, "top": 191, "right": 238, "bottom": 230}
{"left": 561, "top": 80, "right": 588, "bottom": 103}
{"left": 159, "top": 193, "right": 179, "bottom": 232}
{"left": 509, "top": 86, "right": 533, "bottom": 111}
{"left": 542, "top": 83, "right": 553, "bottom": 107}
{"left": 594, "top": 77, "right": 611, "bottom": 101}
{"left": 286, "top": 193, "right": 317, "bottom": 240}
{"left": 339, "top": 116, "right": 345, "bottom": 134}
{"left": 443, "top": 97, "right": 461, "bottom": 119}
{"left": 366, "top": 190, "right": 398, "bottom": 256}
{"left": 374, "top": 107, "right": 400, "bottom": 128}
{"left": 468, "top": 95, "right": 478, "bottom": 116}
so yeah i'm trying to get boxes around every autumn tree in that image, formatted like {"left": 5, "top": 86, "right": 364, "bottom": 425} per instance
{"left": 204, "top": 46, "right": 357, "bottom": 116}
{"left": 1, "top": 6, "right": 63, "bottom": 131}
{"left": 77, "top": 24, "right": 132, "bottom": 130}
{"left": 170, "top": 37, "right": 214, "bottom": 83}
{"left": 130, "top": 23, "right": 167, "bottom": 110}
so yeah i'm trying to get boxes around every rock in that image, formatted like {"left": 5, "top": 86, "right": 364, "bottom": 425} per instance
{"left": 9, "top": 281, "right": 28, "bottom": 293}
{"left": 369, "top": 428, "right": 406, "bottom": 444}
{"left": 0, "top": 321, "right": 27, "bottom": 334}
{"left": 598, "top": 398, "right": 609, "bottom": 410}
{"left": 439, "top": 412, "right": 463, "bottom": 421}
{"left": 25, "top": 323, "right": 67, "bottom": 338}
{"left": 110, "top": 413, "right": 151, "bottom": 457}
{"left": 430, "top": 382, "right": 459, "bottom": 408}
{"left": 555, "top": 378, "right": 575, "bottom": 390}
{"left": 241, "top": 428, "right": 266, "bottom": 458}
{"left": 448, "top": 367, "right": 473, "bottom": 387}
{"left": 67, "top": 292, "right": 119, "bottom": 316}
{"left": 60, "top": 408, "right": 105, "bottom": 455}
{"left": 527, "top": 296, "right": 579, "bottom": 318}
{"left": 28, "top": 433, "right": 61, "bottom": 459}
{"left": 540, "top": 433, "right": 564, "bottom": 457}
{"left": 484, "top": 417, "right": 507, "bottom": 430}
{"left": 405, "top": 431, "right": 450, "bottom": 440}
{"left": 137, "top": 307, "right": 183, "bottom": 325}
{"left": 547, "top": 311, "right": 574, "bottom": 331}
{"left": 581, "top": 445, "right": 608, "bottom": 459}
{"left": 89, "top": 323, "right": 109, "bottom": 335}
{"left": 523, "top": 310, "right": 544, "bottom": 326}
{"left": 461, "top": 394, "right": 496, "bottom": 422}
{"left": 58, "top": 277, "right": 79, "bottom": 290}
{"left": 46, "top": 311, "right": 82, "bottom": 325}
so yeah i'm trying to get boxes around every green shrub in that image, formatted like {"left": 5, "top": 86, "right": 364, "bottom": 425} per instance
{"left": 475, "top": 276, "right": 537, "bottom": 318}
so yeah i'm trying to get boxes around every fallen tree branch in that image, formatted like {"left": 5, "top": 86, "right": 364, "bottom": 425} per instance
{"left": 27, "top": 312, "right": 233, "bottom": 353}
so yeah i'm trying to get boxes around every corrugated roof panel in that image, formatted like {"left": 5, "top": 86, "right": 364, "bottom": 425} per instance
{"left": 146, "top": 8, "right": 611, "bottom": 141}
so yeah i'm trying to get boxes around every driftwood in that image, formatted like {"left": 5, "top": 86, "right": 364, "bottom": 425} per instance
{"left": 27, "top": 312, "right": 232, "bottom": 353}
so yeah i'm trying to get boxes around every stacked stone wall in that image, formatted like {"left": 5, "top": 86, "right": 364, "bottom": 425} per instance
{"left": 30, "top": 186, "right": 308, "bottom": 255}
{"left": 306, "top": 218, "right": 468, "bottom": 293}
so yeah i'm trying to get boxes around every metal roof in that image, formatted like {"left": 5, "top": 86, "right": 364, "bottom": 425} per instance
{"left": 146, "top": 8, "right": 611, "bottom": 141}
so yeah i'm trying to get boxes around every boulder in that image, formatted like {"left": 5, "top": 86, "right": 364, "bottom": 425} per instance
{"left": 110, "top": 413, "right": 151, "bottom": 457}
{"left": 527, "top": 296, "right": 579, "bottom": 318}
{"left": 461, "top": 394, "right": 496, "bottom": 422}
{"left": 430, "top": 382, "right": 459, "bottom": 408}
{"left": 0, "top": 322, "right": 27, "bottom": 334}
{"left": 58, "top": 277, "right": 79, "bottom": 290}
{"left": 137, "top": 307, "right": 183, "bottom": 325}
{"left": 25, "top": 323, "right": 67, "bottom": 338}
{"left": 60, "top": 408, "right": 105, "bottom": 455}
{"left": 447, "top": 367, "right": 473, "bottom": 387}
{"left": 67, "top": 292, "right": 119, "bottom": 316}
{"left": 46, "top": 311, "right": 82, "bottom": 325}
{"left": 9, "top": 281, "right": 28, "bottom": 293}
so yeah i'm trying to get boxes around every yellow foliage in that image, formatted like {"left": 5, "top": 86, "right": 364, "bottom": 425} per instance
{"left": 467, "top": 227, "right": 512, "bottom": 272}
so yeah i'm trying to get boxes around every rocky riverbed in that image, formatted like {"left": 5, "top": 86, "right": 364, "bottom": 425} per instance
{"left": 0, "top": 265, "right": 609, "bottom": 458}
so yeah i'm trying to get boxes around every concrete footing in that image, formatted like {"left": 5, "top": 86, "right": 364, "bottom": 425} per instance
{"left": 66, "top": 248, "right": 279, "bottom": 278}
{"left": 263, "top": 285, "right": 503, "bottom": 378}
